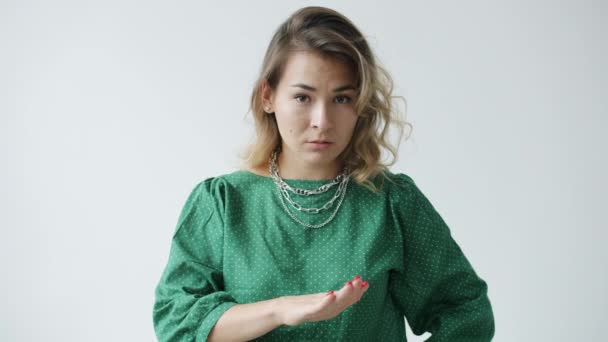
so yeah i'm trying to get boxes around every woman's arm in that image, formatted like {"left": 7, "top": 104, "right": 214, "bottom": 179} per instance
{"left": 209, "top": 277, "right": 371, "bottom": 341}
{"left": 390, "top": 174, "right": 495, "bottom": 341}
{"left": 207, "top": 298, "right": 282, "bottom": 342}
{"left": 154, "top": 179, "right": 242, "bottom": 341}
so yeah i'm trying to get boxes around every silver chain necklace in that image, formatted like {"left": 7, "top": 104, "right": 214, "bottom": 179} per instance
{"left": 268, "top": 148, "right": 351, "bottom": 229}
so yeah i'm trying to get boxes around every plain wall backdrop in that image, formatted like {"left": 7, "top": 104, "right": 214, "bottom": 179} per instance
{"left": 1, "top": 0, "right": 606, "bottom": 341}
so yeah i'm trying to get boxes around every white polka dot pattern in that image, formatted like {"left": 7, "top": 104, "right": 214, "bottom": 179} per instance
{"left": 152, "top": 170, "right": 495, "bottom": 341}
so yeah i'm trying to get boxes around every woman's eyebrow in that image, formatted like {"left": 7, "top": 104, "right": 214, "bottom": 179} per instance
{"left": 290, "top": 83, "right": 357, "bottom": 92}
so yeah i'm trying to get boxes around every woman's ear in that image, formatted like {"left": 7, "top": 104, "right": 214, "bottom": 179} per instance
{"left": 261, "top": 80, "right": 274, "bottom": 113}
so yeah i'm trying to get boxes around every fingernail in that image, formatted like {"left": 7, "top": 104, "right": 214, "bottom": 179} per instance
{"left": 354, "top": 275, "right": 361, "bottom": 280}
{"left": 345, "top": 281, "right": 352, "bottom": 286}
{"left": 361, "top": 281, "right": 368, "bottom": 287}
{"left": 326, "top": 290, "right": 334, "bottom": 296}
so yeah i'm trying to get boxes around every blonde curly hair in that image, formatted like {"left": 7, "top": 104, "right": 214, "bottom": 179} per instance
{"left": 238, "top": 6, "right": 412, "bottom": 193}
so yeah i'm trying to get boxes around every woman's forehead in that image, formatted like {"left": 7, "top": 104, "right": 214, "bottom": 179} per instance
{"left": 279, "top": 51, "right": 356, "bottom": 90}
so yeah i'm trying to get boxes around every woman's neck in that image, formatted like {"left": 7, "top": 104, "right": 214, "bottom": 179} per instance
{"left": 276, "top": 151, "right": 342, "bottom": 181}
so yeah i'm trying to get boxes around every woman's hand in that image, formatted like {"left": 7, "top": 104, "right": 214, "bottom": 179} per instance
{"left": 276, "top": 275, "right": 370, "bottom": 327}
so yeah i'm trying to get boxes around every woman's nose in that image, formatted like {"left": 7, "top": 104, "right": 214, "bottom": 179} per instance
{"left": 311, "top": 104, "right": 333, "bottom": 129}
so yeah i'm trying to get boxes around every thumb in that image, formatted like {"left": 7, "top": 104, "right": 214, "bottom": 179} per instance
{"left": 319, "top": 290, "right": 336, "bottom": 306}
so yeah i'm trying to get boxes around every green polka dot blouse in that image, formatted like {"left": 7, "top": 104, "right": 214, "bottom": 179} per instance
{"left": 153, "top": 170, "right": 495, "bottom": 341}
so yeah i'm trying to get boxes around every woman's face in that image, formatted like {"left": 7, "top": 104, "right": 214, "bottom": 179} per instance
{"left": 262, "top": 50, "right": 359, "bottom": 170}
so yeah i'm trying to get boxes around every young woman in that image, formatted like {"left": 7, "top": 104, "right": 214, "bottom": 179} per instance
{"left": 153, "top": 6, "right": 495, "bottom": 341}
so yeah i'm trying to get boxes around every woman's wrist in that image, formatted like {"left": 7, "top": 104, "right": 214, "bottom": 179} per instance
{"left": 270, "top": 296, "right": 285, "bottom": 326}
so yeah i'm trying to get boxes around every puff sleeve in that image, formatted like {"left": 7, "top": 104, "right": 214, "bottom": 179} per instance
{"left": 388, "top": 174, "right": 495, "bottom": 341}
{"left": 153, "top": 178, "right": 238, "bottom": 341}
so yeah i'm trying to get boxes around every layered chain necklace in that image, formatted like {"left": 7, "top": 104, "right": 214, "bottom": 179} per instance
{"left": 268, "top": 148, "right": 351, "bottom": 229}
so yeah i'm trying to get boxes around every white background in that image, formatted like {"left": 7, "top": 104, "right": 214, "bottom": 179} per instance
{"left": 1, "top": 1, "right": 606, "bottom": 341}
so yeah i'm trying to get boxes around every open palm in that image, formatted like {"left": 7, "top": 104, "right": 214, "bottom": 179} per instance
{"left": 278, "top": 276, "right": 369, "bottom": 326}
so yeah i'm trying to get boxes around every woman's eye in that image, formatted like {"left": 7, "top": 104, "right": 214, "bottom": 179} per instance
{"left": 294, "top": 95, "right": 352, "bottom": 104}
{"left": 335, "top": 95, "right": 351, "bottom": 104}
{"left": 294, "top": 95, "right": 309, "bottom": 103}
